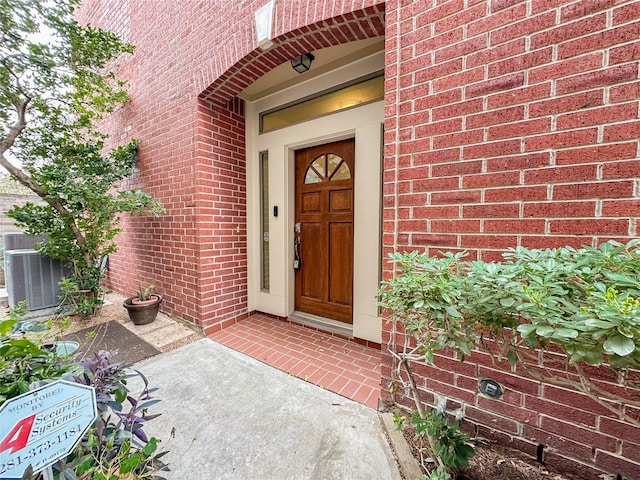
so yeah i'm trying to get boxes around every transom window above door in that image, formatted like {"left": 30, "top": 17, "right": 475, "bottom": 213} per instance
{"left": 260, "top": 73, "right": 383, "bottom": 133}
{"left": 304, "top": 153, "right": 352, "bottom": 184}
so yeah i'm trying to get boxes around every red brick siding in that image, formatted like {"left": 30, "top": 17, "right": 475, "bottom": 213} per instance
{"left": 194, "top": 98, "right": 249, "bottom": 331}
{"left": 383, "top": 1, "right": 639, "bottom": 258}
{"left": 75, "top": 0, "right": 384, "bottom": 329}
{"left": 383, "top": 0, "right": 640, "bottom": 478}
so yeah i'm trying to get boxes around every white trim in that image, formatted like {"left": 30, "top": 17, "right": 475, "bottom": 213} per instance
{"left": 246, "top": 52, "right": 383, "bottom": 342}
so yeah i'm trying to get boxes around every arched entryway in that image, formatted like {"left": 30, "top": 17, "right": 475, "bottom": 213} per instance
{"left": 195, "top": 6, "right": 385, "bottom": 341}
{"left": 196, "top": 6, "right": 385, "bottom": 408}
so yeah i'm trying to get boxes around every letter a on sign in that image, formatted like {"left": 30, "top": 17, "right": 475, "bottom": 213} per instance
{"left": 0, "top": 414, "right": 35, "bottom": 454}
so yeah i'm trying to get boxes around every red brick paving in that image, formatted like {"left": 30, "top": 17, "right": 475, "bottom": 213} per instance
{"left": 208, "top": 314, "right": 381, "bottom": 409}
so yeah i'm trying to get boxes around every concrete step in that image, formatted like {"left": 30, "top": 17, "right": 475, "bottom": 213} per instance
{"left": 121, "top": 311, "right": 203, "bottom": 353}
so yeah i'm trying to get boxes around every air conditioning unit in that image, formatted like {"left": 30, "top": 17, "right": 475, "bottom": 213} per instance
{"left": 5, "top": 249, "right": 68, "bottom": 311}
{"left": 3, "top": 233, "right": 46, "bottom": 251}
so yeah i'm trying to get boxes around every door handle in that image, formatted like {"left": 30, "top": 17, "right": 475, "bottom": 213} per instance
{"left": 294, "top": 236, "right": 301, "bottom": 269}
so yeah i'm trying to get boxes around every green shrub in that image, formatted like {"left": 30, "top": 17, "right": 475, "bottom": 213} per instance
{"left": 379, "top": 240, "right": 640, "bottom": 372}
{"left": 0, "top": 305, "right": 75, "bottom": 403}
{"left": 1, "top": 308, "right": 167, "bottom": 479}
{"left": 379, "top": 240, "right": 640, "bottom": 477}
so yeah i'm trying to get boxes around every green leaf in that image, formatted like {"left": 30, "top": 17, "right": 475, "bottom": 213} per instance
{"left": 603, "top": 334, "right": 636, "bottom": 357}
{"left": 457, "top": 340, "right": 472, "bottom": 356}
{"left": 582, "top": 350, "right": 604, "bottom": 365}
{"left": 74, "top": 454, "right": 95, "bottom": 475}
{"left": 535, "top": 326, "right": 555, "bottom": 337}
{"left": 499, "top": 297, "right": 515, "bottom": 307}
{"left": 457, "top": 444, "right": 475, "bottom": 466}
{"left": 118, "top": 453, "right": 142, "bottom": 474}
{"left": 552, "top": 328, "right": 579, "bottom": 339}
{"left": 516, "top": 324, "right": 537, "bottom": 337}
{"left": 603, "top": 272, "right": 640, "bottom": 287}
{"left": 425, "top": 350, "right": 434, "bottom": 364}
{"left": 0, "top": 319, "right": 18, "bottom": 336}
{"left": 444, "top": 305, "right": 463, "bottom": 319}
{"left": 584, "top": 319, "right": 615, "bottom": 329}
{"left": 115, "top": 388, "right": 127, "bottom": 403}
{"left": 593, "top": 282, "right": 607, "bottom": 293}
{"left": 569, "top": 349, "right": 604, "bottom": 366}
{"left": 143, "top": 437, "right": 158, "bottom": 456}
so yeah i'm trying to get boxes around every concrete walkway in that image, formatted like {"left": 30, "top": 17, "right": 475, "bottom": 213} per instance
{"left": 131, "top": 339, "right": 402, "bottom": 480}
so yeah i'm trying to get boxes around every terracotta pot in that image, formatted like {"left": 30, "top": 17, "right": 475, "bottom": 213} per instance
{"left": 131, "top": 295, "right": 160, "bottom": 306}
{"left": 123, "top": 294, "right": 162, "bottom": 325}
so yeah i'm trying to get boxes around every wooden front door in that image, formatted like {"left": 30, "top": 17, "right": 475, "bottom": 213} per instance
{"left": 294, "top": 139, "right": 355, "bottom": 323}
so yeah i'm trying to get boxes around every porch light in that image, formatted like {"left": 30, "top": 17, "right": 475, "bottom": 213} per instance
{"left": 290, "top": 52, "right": 314, "bottom": 73}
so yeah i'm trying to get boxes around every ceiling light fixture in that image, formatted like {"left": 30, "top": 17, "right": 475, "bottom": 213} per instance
{"left": 290, "top": 52, "right": 315, "bottom": 74}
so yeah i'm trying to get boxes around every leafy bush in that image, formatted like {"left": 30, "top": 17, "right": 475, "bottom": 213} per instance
{"left": 395, "top": 406, "right": 474, "bottom": 480}
{"left": 379, "top": 240, "right": 640, "bottom": 477}
{"left": 380, "top": 240, "right": 640, "bottom": 373}
{"left": 1, "top": 308, "right": 167, "bottom": 479}
{"left": 412, "top": 409, "right": 473, "bottom": 472}
{"left": 0, "top": 305, "right": 75, "bottom": 403}
{"left": 58, "top": 351, "right": 168, "bottom": 480}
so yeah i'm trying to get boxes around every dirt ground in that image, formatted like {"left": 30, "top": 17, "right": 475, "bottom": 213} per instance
{"left": 459, "top": 441, "right": 573, "bottom": 480}
{"left": 10, "top": 292, "right": 131, "bottom": 339}
{"left": 401, "top": 421, "right": 577, "bottom": 480}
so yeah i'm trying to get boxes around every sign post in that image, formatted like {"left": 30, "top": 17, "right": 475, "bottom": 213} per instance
{"left": 0, "top": 380, "right": 97, "bottom": 479}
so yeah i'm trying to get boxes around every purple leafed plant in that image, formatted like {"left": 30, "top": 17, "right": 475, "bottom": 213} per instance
{"left": 55, "top": 350, "right": 168, "bottom": 479}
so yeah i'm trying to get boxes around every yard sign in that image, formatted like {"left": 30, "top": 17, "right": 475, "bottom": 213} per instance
{"left": 0, "top": 380, "right": 97, "bottom": 479}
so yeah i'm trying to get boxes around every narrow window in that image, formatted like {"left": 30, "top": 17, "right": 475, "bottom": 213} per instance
{"left": 260, "top": 73, "right": 384, "bottom": 133}
{"left": 260, "top": 151, "right": 270, "bottom": 291}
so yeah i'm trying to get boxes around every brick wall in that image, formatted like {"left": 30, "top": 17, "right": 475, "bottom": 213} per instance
{"left": 194, "top": 98, "right": 249, "bottom": 333}
{"left": 75, "top": 0, "right": 385, "bottom": 329}
{"left": 383, "top": 0, "right": 640, "bottom": 478}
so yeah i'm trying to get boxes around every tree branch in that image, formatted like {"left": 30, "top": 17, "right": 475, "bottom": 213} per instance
{"left": 0, "top": 98, "right": 48, "bottom": 197}
{"left": 0, "top": 98, "right": 91, "bottom": 267}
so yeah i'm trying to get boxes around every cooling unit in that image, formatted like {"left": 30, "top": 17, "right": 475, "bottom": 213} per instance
{"left": 4, "top": 234, "right": 69, "bottom": 311}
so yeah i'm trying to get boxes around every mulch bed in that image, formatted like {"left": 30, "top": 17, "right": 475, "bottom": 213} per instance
{"left": 401, "top": 418, "right": 577, "bottom": 480}
{"left": 62, "top": 320, "right": 160, "bottom": 365}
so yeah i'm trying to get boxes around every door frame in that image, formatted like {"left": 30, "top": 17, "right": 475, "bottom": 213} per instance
{"left": 245, "top": 51, "right": 384, "bottom": 342}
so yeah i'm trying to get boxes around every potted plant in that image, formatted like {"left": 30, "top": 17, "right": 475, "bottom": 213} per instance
{"left": 123, "top": 284, "right": 162, "bottom": 325}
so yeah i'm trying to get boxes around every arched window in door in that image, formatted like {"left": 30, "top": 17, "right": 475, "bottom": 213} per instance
{"left": 304, "top": 153, "right": 351, "bottom": 184}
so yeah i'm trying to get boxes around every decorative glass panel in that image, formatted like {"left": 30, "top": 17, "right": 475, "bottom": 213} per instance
{"left": 332, "top": 162, "right": 351, "bottom": 180}
{"left": 260, "top": 152, "right": 269, "bottom": 291}
{"left": 304, "top": 168, "right": 322, "bottom": 184}
{"left": 260, "top": 74, "right": 384, "bottom": 133}
{"left": 312, "top": 155, "right": 326, "bottom": 177}
{"left": 304, "top": 153, "right": 351, "bottom": 184}
{"left": 327, "top": 154, "right": 341, "bottom": 177}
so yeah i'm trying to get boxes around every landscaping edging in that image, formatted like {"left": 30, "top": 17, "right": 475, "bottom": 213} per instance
{"left": 380, "top": 412, "right": 423, "bottom": 480}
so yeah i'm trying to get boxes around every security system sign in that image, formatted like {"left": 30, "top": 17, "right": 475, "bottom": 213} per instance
{"left": 0, "top": 380, "right": 97, "bottom": 478}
